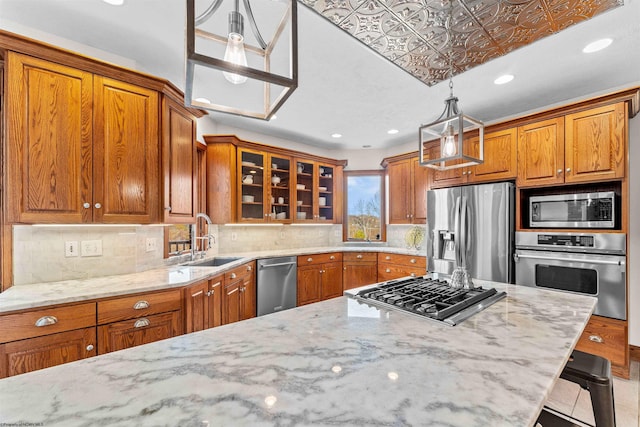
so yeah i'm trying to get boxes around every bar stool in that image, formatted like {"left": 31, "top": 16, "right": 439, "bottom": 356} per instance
{"left": 536, "top": 350, "right": 616, "bottom": 427}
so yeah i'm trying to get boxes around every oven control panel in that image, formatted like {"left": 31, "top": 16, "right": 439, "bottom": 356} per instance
{"left": 537, "top": 234, "right": 594, "bottom": 247}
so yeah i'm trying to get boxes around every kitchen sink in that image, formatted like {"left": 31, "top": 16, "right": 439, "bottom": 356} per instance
{"left": 186, "top": 257, "right": 242, "bottom": 267}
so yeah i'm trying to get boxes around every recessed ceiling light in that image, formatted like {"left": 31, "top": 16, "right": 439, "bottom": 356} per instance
{"left": 194, "top": 97, "right": 211, "bottom": 104}
{"left": 494, "top": 74, "right": 514, "bottom": 85}
{"left": 387, "top": 129, "right": 399, "bottom": 135}
{"left": 103, "top": 0, "right": 124, "bottom": 5}
{"left": 331, "top": 133, "right": 342, "bottom": 138}
{"left": 583, "top": 38, "right": 612, "bottom": 53}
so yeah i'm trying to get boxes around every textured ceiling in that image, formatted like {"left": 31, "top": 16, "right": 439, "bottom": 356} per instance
{"left": 300, "top": 0, "right": 624, "bottom": 86}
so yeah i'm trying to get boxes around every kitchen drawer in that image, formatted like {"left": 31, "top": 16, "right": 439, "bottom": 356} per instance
{"left": 377, "top": 263, "right": 426, "bottom": 282}
{"left": 297, "top": 252, "right": 342, "bottom": 266}
{"left": 225, "top": 261, "right": 255, "bottom": 282}
{"left": 97, "top": 289, "right": 181, "bottom": 324}
{"left": 97, "top": 310, "right": 182, "bottom": 354}
{"left": 575, "top": 315, "right": 627, "bottom": 368}
{"left": 343, "top": 252, "right": 377, "bottom": 262}
{"left": 0, "top": 303, "right": 96, "bottom": 344}
{"left": 377, "top": 253, "right": 426, "bottom": 268}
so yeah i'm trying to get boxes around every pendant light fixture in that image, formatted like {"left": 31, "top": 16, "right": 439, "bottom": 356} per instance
{"left": 185, "top": 0, "right": 298, "bottom": 120}
{"left": 419, "top": 0, "right": 483, "bottom": 171}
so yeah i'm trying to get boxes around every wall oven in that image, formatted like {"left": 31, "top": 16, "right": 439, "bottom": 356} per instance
{"left": 514, "top": 231, "right": 626, "bottom": 320}
{"left": 529, "top": 191, "right": 616, "bottom": 228}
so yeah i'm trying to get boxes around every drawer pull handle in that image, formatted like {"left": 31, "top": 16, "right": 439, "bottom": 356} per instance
{"left": 192, "top": 290, "right": 204, "bottom": 297}
{"left": 35, "top": 316, "right": 58, "bottom": 327}
{"left": 307, "top": 257, "right": 313, "bottom": 262}
{"left": 230, "top": 273, "right": 237, "bottom": 279}
{"left": 133, "top": 301, "right": 150, "bottom": 310}
{"left": 386, "top": 269, "right": 391, "bottom": 273}
{"left": 356, "top": 255, "right": 363, "bottom": 259}
{"left": 330, "top": 255, "right": 335, "bottom": 260}
{"left": 589, "top": 335, "right": 604, "bottom": 343}
{"left": 386, "top": 256, "right": 391, "bottom": 260}
{"left": 247, "top": 265, "right": 252, "bottom": 271}
{"left": 86, "top": 344, "right": 94, "bottom": 352}
{"left": 134, "top": 318, "right": 150, "bottom": 328}
{"left": 410, "top": 259, "right": 416, "bottom": 264}
{"left": 410, "top": 273, "right": 416, "bottom": 277}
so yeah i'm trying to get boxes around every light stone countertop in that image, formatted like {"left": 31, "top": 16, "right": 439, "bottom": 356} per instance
{"left": 0, "top": 280, "right": 596, "bottom": 427}
{"left": 0, "top": 245, "right": 425, "bottom": 313}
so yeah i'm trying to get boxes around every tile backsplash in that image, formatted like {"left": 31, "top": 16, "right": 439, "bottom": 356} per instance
{"left": 217, "top": 225, "right": 344, "bottom": 254}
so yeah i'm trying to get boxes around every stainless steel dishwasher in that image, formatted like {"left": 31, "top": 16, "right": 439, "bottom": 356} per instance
{"left": 256, "top": 256, "right": 297, "bottom": 316}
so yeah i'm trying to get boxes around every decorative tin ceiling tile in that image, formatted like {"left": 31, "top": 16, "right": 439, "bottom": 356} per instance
{"left": 301, "top": 0, "right": 624, "bottom": 86}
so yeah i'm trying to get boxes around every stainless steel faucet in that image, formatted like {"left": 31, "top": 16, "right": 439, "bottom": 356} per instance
{"left": 191, "top": 213, "right": 214, "bottom": 261}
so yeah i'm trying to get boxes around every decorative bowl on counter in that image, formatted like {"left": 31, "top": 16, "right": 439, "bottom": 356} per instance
{"left": 242, "top": 195, "right": 255, "bottom": 203}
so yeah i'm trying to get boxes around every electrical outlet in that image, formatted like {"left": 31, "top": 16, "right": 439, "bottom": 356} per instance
{"left": 81, "top": 240, "right": 102, "bottom": 257}
{"left": 231, "top": 232, "right": 237, "bottom": 241}
{"left": 65, "top": 241, "right": 79, "bottom": 257}
{"left": 145, "top": 238, "right": 157, "bottom": 252}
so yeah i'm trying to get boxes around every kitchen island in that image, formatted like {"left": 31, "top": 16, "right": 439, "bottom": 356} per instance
{"left": 0, "top": 281, "right": 595, "bottom": 426}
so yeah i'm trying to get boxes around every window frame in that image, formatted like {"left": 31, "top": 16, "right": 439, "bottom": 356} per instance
{"left": 342, "top": 170, "right": 386, "bottom": 242}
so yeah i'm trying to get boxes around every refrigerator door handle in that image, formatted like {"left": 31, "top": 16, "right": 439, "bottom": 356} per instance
{"left": 461, "top": 196, "right": 470, "bottom": 269}
{"left": 454, "top": 196, "right": 462, "bottom": 268}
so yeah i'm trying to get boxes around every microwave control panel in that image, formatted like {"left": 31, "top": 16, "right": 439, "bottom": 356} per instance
{"left": 537, "top": 234, "right": 595, "bottom": 247}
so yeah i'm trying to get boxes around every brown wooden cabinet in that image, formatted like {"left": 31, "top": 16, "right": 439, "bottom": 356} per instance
{"left": 377, "top": 252, "right": 427, "bottom": 282}
{"left": 183, "top": 276, "right": 223, "bottom": 333}
{"left": 96, "top": 289, "right": 182, "bottom": 354}
{"left": 385, "top": 157, "right": 429, "bottom": 224}
{"left": 575, "top": 315, "right": 628, "bottom": 378}
{"left": 517, "top": 103, "right": 626, "bottom": 187}
{"left": 223, "top": 262, "right": 256, "bottom": 324}
{"left": 343, "top": 252, "right": 378, "bottom": 290}
{"left": 0, "top": 302, "right": 97, "bottom": 378}
{"left": 162, "top": 96, "right": 198, "bottom": 223}
{"left": 205, "top": 135, "right": 346, "bottom": 224}
{"left": 297, "top": 253, "right": 343, "bottom": 305}
{"left": 5, "top": 52, "right": 161, "bottom": 224}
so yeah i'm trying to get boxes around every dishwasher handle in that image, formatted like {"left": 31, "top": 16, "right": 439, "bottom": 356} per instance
{"left": 259, "top": 261, "right": 297, "bottom": 269}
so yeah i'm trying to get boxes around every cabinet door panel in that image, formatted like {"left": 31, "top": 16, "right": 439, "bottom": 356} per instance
{"left": 163, "top": 98, "right": 197, "bottom": 222}
{"left": 93, "top": 76, "right": 159, "bottom": 223}
{"left": 97, "top": 311, "right": 181, "bottom": 354}
{"left": 240, "top": 273, "right": 257, "bottom": 321}
{"left": 184, "top": 280, "right": 209, "bottom": 334}
{"left": 0, "top": 328, "right": 96, "bottom": 378}
{"left": 412, "top": 158, "right": 429, "bottom": 223}
{"left": 343, "top": 263, "right": 378, "bottom": 290}
{"left": 208, "top": 277, "right": 224, "bottom": 328}
{"left": 517, "top": 118, "right": 564, "bottom": 187}
{"left": 565, "top": 103, "right": 626, "bottom": 183}
{"left": 6, "top": 52, "right": 93, "bottom": 223}
{"left": 470, "top": 128, "right": 517, "bottom": 182}
{"left": 321, "top": 262, "right": 343, "bottom": 300}
{"left": 223, "top": 281, "right": 242, "bottom": 325}
{"left": 387, "top": 160, "right": 412, "bottom": 224}
{"left": 297, "top": 266, "right": 321, "bottom": 306}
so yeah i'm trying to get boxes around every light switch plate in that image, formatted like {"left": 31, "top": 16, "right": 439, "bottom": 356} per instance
{"left": 81, "top": 240, "right": 102, "bottom": 257}
{"left": 65, "top": 241, "right": 79, "bottom": 257}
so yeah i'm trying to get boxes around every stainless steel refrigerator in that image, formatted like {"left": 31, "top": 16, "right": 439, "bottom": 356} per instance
{"left": 426, "top": 182, "right": 515, "bottom": 283}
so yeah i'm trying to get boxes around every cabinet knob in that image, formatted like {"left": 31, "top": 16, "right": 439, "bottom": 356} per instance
{"left": 588, "top": 335, "right": 604, "bottom": 343}
{"left": 386, "top": 269, "right": 391, "bottom": 273}
{"left": 134, "top": 318, "right": 150, "bottom": 328}
{"left": 247, "top": 265, "right": 252, "bottom": 271}
{"left": 356, "top": 254, "right": 363, "bottom": 259}
{"left": 330, "top": 255, "right": 335, "bottom": 260}
{"left": 344, "top": 267, "right": 347, "bottom": 270}
{"left": 133, "top": 300, "right": 150, "bottom": 310}
{"left": 410, "top": 273, "right": 416, "bottom": 277}
{"left": 385, "top": 256, "right": 391, "bottom": 260}
{"left": 165, "top": 206, "right": 172, "bottom": 212}
{"left": 307, "top": 257, "right": 313, "bottom": 262}
{"left": 86, "top": 344, "right": 94, "bottom": 352}
{"left": 94, "top": 203, "right": 102, "bottom": 209}
{"left": 557, "top": 169, "right": 563, "bottom": 175}
{"left": 462, "top": 171, "right": 467, "bottom": 175}
{"left": 83, "top": 202, "right": 91, "bottom": 209}
{"left": 410, "top": 259, "right": 416, "bottom": 264}
{"left": 35, "top": 316, "right": 58, "bottom": 327}
{"left": 206, "top": 290, "right": 212, "bottom": 297}
{"left": 406, "top": 214, "right": 410, "bottom": 218}
{"left": 566, "top": 168, "right": 571, "bottom": 173}
{"left": 230, "top": 273, "right": 237, "bottom": 279}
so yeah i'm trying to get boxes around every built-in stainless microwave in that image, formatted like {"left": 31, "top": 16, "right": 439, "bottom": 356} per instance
{"left": 529, "top": 192, "right": 615, "bottom": 228}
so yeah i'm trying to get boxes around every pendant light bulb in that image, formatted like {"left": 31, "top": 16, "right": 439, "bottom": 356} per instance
{"left": 223, "top": 9, "right": 248, "bottom": 85}
{"left": 441, "top": 124, "right": 457, "bottom": 157}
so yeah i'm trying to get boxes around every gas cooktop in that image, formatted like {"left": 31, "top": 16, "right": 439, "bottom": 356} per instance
{"left": 351, "top": 276, "right": 507, "bottom": 326}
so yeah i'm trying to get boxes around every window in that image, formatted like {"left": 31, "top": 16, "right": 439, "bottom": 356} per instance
{"left": 167, "top": 224, "right": 192, "bottom": 256}
{"left": 344, "top": 171, "right": 385, "bottom": 241}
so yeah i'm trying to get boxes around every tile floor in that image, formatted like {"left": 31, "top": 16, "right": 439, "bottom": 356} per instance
{"left": 545, "top": 360, "right": 640, "bottom": 426}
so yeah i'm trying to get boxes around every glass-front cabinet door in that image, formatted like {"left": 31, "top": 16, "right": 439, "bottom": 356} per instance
{"left": 317, "top": 164, "right": 335, "bottom": 222}
{"left": 238, "top": 149, "right": 266, "bottom": 222}
{"left": 269, "top": 155, "right": 292, "bottom": 222}
{"left": 294, "top": 160, "right": 314, "bottom": 222}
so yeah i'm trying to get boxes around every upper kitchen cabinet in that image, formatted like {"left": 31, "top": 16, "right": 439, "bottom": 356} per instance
{"left": 161, "top": 97, "right": 200, "bottom": 223}
{"left": 204, "top": 135, "right": 346, "bottom": 224}
{"left": 383, "top": 155, "right": 428, "bottom": 224}
{"left": 517, "top": 102, "right": 626, "bottom": 187}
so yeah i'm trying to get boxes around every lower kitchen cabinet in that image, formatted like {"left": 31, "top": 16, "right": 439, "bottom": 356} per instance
{"left": 575, "top": 315, "right": 628, "bottom": 378}
{"left": 297, "top": 253, "right": 343, "bottom": 305}
{"left": 343, "top": 252, "right": 378, "bottom": 290}
{"left": 97, "top": 289, "right": 183, "bottom": 354}
{"left": 184, "top": 275, "right": 224, "bottom": 333}
{"left": 223, "top": 262, "right": 256, "bottom": 325}
{"left": 377, "top": 252, "right": 427, "bottom": 282}
{"left": 0, "top": 327, "right": 96, "bottom": 378}
{"left": 0, "top": 302, "right": 97, "bottom": 378}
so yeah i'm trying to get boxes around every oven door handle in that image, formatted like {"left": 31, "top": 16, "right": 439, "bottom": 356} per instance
{"left": 514, "top": 253, "right": 625, "bottom": 266}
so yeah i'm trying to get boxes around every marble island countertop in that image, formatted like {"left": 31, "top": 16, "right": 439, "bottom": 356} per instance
{"left": 0, "top": 245, "right": 425, "bottom": 314}
{"left": 0, "top": 281, "right": 596, "bottom": 426}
